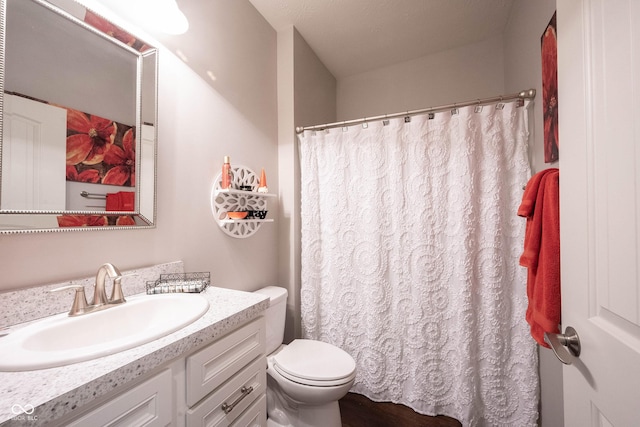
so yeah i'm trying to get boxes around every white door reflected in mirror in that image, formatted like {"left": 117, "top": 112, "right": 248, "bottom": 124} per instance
{"left": 1, "top": 94, "right": 66, "bottom": 211}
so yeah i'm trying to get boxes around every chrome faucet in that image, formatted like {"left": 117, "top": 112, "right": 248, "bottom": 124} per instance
{"left": 93, "top": 263, "right": 125, "bottom": 306}
{"left": 51, "top": 263, "right": 127, "bottom": 316}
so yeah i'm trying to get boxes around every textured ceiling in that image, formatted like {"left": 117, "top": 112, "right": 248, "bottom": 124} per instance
{"left": 249, "top": 0, "right": 515, "bottom": 78}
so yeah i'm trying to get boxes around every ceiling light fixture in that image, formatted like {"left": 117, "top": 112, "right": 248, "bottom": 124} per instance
{"left": 142, "top": 0, "right": 189, "bottom": 35}
{"left": 86, "top": 0, "right": 189, "bottom": 35}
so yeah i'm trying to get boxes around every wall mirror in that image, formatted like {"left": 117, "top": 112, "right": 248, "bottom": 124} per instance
{"left": 0, "top": 0, "right": 158, "bottom": 233}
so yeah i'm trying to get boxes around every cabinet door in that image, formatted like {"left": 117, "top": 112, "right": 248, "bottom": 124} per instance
{"left": 229, "top": 395, "right": 266, "bottom": 427}
{"left": 67, "top": 369, "right": 172, "bottom": 427}
{"left": 186, "top": 358, "right": 266, "bottom": 427}
{"left": 186, "top": 317, "right": 265, "bottom": 406}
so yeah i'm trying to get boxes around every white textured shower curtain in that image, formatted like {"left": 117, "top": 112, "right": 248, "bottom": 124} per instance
{"left": 298, "top": 101, "right": 538, "bottom": 427}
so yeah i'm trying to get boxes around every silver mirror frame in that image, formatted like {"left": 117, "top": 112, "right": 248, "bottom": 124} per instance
{"left": 0, "top": 0, "right": 158, "bottom": 234}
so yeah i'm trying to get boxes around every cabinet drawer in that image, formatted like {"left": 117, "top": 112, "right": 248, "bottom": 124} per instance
{"left": 230, "top": 394, "right": 266, "bottom": 427}
{"left": 67, "top": 368, "right": 172, "bottom": 427}
{"left": 186, "top": 357, "right": 266, "bottom": 426}
{"left": 187, "top": 317, "right": 265, "bottom": 406}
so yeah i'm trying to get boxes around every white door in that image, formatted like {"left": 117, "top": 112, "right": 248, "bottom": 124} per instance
{"left": 558, "top": 1, "right": 640, "bottom": 425}
{"left": 1, "top": 93, "right": 67, "bottom": 210}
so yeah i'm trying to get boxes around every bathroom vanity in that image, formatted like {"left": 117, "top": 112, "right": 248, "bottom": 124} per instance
{"left": 61, "top": 316, "right": 266, "bottom": 427}
{"left": 0, "top": 262, "right": 269, "bottom": 426}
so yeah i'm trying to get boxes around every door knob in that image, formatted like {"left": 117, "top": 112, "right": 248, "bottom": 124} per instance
{"left": 544, "top": 326, "right": 581, "bottom": 365}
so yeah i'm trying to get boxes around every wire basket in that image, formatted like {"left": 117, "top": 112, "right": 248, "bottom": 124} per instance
{"left": 146, "top": 272, "right": 210, "bottom": 294}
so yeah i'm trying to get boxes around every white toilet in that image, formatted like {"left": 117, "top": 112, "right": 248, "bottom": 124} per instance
{"left": 255, "top": 286, "right": 356, "bottom": 427}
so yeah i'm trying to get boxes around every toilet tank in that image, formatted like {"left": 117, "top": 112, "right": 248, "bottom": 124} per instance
{"left": 254, "top": 286, "right": 288, "bottom": 354}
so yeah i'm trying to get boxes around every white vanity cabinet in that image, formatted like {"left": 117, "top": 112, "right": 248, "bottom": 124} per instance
{"left": 62, "top": 317, "right": 266, "bottom": 427}
{"left": 66, "top": 369, "right": 173, "bottom": 427}
{"left": 185, "top": 317, "right": 267, "bottom": 426}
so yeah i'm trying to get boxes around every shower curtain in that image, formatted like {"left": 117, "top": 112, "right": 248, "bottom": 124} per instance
{"left": 298, "top": 101, "right": 538, "bottom": 427}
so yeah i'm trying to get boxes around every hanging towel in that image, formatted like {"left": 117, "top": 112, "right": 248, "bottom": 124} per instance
{"left": 518, "top": 168, "right": 560, "bottom": 348}
{"left": 106, "top": 191, "right": 135, "bottom": 212}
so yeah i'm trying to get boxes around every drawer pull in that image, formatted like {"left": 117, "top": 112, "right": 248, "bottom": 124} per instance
{"left": 221, "top": 386, "right": 254, "bottom": 414}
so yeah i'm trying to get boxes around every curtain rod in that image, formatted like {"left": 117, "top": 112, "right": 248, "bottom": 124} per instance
{"left": 295, "top": 88, "right": 536, "bottom": 134}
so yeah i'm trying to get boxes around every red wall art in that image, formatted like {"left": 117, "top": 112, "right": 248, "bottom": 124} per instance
{"left": 84, "top": 10, "right": 150, "bottom": 53}
{"left": 541, "top": 12, "right": 559, "bottom": 163}
{"left": 56, "top": 214, "right": 136, "bottom": 228}
{"left": 65, "top": 107, "right": 136, "bottom": 187}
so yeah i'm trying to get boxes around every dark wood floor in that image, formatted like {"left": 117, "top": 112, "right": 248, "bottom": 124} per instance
{"left": 340, "top": 393, "right": 461, "bottom": 427}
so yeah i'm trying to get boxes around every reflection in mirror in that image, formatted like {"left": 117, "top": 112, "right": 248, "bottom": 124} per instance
{"left": 0, "top": 0, "right": 157, "bottom": 233}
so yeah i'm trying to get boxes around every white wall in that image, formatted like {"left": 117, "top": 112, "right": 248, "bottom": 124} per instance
{"left": 277, "top": 27, "right": 297, "bottom": 342}
{"left": 293, "top": 31, "right": 337, "bottom": 128}
{"left": 277, "top": 27, "right": 336, "bottom": 341}
{"left": 336, "top": 35, "right": 505, "bottom": 121}
{"left": 503, "top": 3, "right": 561, "bottom": 427}
{"left": 504, "top": 1, "right": 559, "bottom": 174}
{"left": 0, "top": 1, "right": 279, "bottom": 294}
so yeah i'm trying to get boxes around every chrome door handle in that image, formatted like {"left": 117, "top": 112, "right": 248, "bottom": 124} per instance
{"left": 544, "top": 326, "right": 581, "bottom": 365}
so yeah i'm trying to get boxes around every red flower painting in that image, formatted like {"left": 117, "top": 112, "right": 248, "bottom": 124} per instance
{"left": 57, "top": 214, "right": 136, "bottom": 227}
{"left": 84, "top": 10, "right": 150, "bottom": 52}
{"left": 541, "top": 12, "right": 559, "bottom": 163}
{"left": 57, "top": 215, "right": 108, "bottom": 227}
{"left": 103, "top": 128, "right": 136, "bottom": 186}
{"left": 64, "top": 107, "right": 136, "bottom": 187}
{"left": 116, "top": 215, "right": 136, "bottom": 226}
{"left": 66, "top": 165, "right": 100, "bottom": 183}
{"left": 66, "top": 108, "right": 117, "bottom": 166}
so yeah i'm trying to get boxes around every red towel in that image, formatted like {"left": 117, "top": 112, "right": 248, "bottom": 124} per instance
{"left": 518, "top": 168, "right": 560, "bottom": 348}
{"left": 106, "top": 191, "right": 135, "bottom": 212}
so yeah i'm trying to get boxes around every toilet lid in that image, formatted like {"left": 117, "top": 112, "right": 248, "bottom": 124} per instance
{"left": 273, "top": 339, "right": 356, "bottom": 384}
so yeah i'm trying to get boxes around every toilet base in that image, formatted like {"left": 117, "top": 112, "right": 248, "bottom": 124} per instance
{"left": 266, "top": 401, "right": 341, "bottom": 427}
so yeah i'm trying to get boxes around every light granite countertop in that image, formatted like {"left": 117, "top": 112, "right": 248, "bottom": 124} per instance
{"left": 0, "top": 286, "right": 269, "bottom": 426}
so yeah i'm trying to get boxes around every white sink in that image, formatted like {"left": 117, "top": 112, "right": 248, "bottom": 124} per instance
{"left": 0, "top": 293, "right": 209, "bottom": 371}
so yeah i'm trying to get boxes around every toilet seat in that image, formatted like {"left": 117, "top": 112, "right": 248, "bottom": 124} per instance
{"left": 272, "top": 339, "right": 356, "bottom": 387}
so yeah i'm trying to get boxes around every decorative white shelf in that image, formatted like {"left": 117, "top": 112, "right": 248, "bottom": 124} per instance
{"left": 216, "top": 189, "right": 276, "bottom": 198}
{"left": 220, "top": 219, "right": 274, "bottom": 225}
{"left": 211, "top": 165, "right": 275, "bottom": 238}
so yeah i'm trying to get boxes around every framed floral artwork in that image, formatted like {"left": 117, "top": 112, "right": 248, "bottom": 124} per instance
{"left": 541, "top": 12, "right": 559, "bottom": 163}
{"left": 64, "top": 107, "right": 136, "bottom": 187}
{"left": 56, "top": 214, "right": 136, "bottom": 227}
{"left": 84, "top": 10, "right": 150, "bottom": 53}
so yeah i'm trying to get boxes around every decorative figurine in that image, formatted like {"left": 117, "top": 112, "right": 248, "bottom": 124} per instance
{"left": 258, "top": 168, "right": 268, "bottom": 193}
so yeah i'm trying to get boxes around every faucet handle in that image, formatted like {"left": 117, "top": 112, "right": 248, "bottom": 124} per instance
{"left": 50, "top": 285, "right": 88, "bottom": 316}
{"left": 110, "top": 273, "right": 136, "bottom": 304}
{"left": 110, "top": 277, "right": 125, "bottom": 304}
